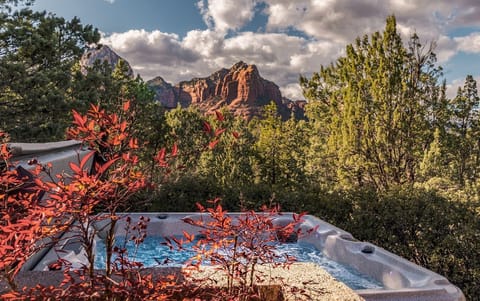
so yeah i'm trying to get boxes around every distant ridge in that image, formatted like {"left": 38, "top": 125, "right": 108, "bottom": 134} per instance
{"left": 148, "top": 61, "right": 305, "bottom": 120}
{"left": 80, "top": 46, "right": 305, "bottom": 119}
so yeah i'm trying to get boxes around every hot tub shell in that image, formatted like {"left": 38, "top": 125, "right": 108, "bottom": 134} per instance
{"left": 26, "top": 212, "right": 465, "bottom": 301}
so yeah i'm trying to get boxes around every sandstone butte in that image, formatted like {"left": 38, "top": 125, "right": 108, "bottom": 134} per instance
{"left": 82, "top": 45, "right": 306, "bottom": 120}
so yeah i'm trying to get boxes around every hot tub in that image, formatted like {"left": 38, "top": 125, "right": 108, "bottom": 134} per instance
{"left": 11, "top": 142, "right": 465, "bottom": 300}
{"left": 27, "top": 212, "right": 465, "bottom": 301}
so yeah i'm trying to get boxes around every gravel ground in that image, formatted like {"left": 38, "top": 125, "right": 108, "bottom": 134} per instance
{"left": 3, "top": 263, "right": 363, "bottom": 300}
{"left": 187, "top": 263, "right": 364, "bottom": 301}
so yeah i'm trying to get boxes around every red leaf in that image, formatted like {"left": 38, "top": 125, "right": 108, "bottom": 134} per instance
{"left": 214, "top": 128, "right": 226, "bottom": 137}
{"left": 293, "top": 212, "right": 306, "bottom": 222}
{"left": 232, "top": 131, "right": 240, "bottom": 139}
{"left": 203, "top": 121, "right": 212, "bottom": 134}
{"left": 215, "top": 110, "right": 224, "bottom": 122}
{"left": 1, "top": 292, "right": 20, "bottom": 299}
{"left": 72, "top": 110, "right": 86, "bottom": 127}
{"left": 69, "top": 162, "right": 81, "bottom": 174}
{"left": 34, "top": 178, "right": 44, "bottom": 188}
{"left": 79, "top": 151, "right": 95, "bottom": 170}
{"left": 90, "top": 103, "right": 100, "bottom": 112}
{"left": 129, "top": 138, "right": 138, "bottom": 149}
{"left": 172, "top": 236, "right": 182, "bottom": 246}
{"left": 195, "top": 202, "right": 205, "bottom": 212}
{"left": 208, "top": 140, "right": 219, "bottom": 149}
{"left": 182, "top": 217, "right": 195, "bottom": 225}
{"left": 156, "top": 148, "right": 166, "bottom": 163}
{"left": 120, "top": 121, "right": 127, "bottom": 132}
{"left": 96, "top": 157, "right": 120, "bottom": 174}
{"left": 183, "top": 231, "right": 195, "bottom": 242}
{"left": 122, "top": 100, "right": 131, "bottom": 112}
{"left": 171, "top": 143, "right": 178, "bottom": 157}
{"left": 207, "top": 198, "right": 220, "bottom": 204}
{"left": 307, "top": 225, "right": 319, "bottom": 234}
{"left": 87, "top": 120, "right": 95, "bottom": 131}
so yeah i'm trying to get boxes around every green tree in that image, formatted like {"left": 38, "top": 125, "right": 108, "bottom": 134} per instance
{"left": 301, "top": 16, "right": 443, "bottom": 190}
{"left": 418, "top": 128, "right": 448, "bottom": 181}
{"left": 252, "top": 102, "right": 308, "bottom": 189}
{"left": 252, "top": 102, "right": 283, "bottom": 187}
{"left": 164, "top": 106, "right": 209, "bottom": 172}
{"left": 198, "top": 109, "right": 255, "bottom": 188}
{"left": 70, "top": 54, "right": 169, "bottom": 186}
{"left": 449, "top": 75, "right": 480, "bottom": 185}
{"left": 303, "top": 100, "right": 338, "bottom": 187}
{"left": 69, "top": 60, "right": 120, "bottom": 112}
{"left": 0, "top": 0, "right": 100, "bottom": 141}
{"left": 428, "top": 80, "right": 450, "bottom": 135}
{"left": 129, "top": 81, "right": 168, "bottom": 182}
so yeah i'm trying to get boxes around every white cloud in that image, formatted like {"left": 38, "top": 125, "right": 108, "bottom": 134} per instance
{"left": 262, "top": 0, "right": 480, "bottom": 46}
{"left": 447, "top": 78, "right": 463, "bottom": 99}
{"left": 103, "top": 0, "right": 115, "bottom": 3}
{"left": 99, "top": 0, "right": 480, "bottom": 101}
{"left": 182, "top": 29, "right": 224, "bottom": 57}
{"left": 455, "top": 33, "right": 480, "bottom": 54}
{"left": 101, "top": 29, "right": 199, "bottom": 68}
{"left": 101, "top": 28, "right": 341, "bottom": 100}
{"left": 197, "top": 0, "right": 257, "bottom": 33}
{"left": 435, "top": 35, "right": 458, "bottom": 63}
{"left": 264, "top": 0, "right": 389, "bottom": 43}
{"left": 281, "top": 83, "right": 304, "bottom": 100}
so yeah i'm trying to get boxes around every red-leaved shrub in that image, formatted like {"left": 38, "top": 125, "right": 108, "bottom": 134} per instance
{"left": 1, "top": 101, "right": 307, "bottom": 300}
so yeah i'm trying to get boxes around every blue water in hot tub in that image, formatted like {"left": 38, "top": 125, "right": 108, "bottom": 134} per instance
{"left": 95, "top": 236, "right": 383, "bottom": 290}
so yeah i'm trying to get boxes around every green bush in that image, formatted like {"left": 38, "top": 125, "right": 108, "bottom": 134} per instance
{"left": 148, "top": 174, "right": 287, "bottom": 212}
{"left": 149, "top": 175, "right": 221, "bottom": 212}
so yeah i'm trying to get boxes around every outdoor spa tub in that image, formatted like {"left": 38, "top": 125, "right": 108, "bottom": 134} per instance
{"left": 24, "top": 212, "right": 465, "bottom": 301}
{"left": 12, "top": 142, "right": 465, "bottom": 301}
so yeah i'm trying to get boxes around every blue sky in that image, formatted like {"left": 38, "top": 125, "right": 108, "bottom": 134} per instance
{"left": 32, "top": 0, "right": 480, "bottom": 99}
{"left": 33, "top": 0, "right": 206, "bottom": 36}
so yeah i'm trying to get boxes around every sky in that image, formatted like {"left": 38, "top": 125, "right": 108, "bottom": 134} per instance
{"left": 31, "top": 0, "right": 480, "bottom": 100}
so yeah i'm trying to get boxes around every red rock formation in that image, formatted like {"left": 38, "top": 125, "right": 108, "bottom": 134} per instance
{"left": 81, "top": 46, "right": 304, "bottom": 119}
{"left": 147, "top": 61, "right": 302, "bottom": 120}
{"left": 220, "top": 62, "right": 282, "bottom": 110}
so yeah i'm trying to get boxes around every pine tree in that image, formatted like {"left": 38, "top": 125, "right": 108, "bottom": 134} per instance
{"left": 198, "top": 109, "right": 255, "bottom": 188}
{"left": 253, "top": 102, "right": 308, "bottom": 189}
{"left": 449, "top": 75, "right": 480, "bottom": 184}
{"left": 0, "top": 0, "right": 100, "bottom": 141}
{"left": 164, "top": 106, "right": 209, "bottom": 172}
{"left": 301, "top": 16, "right": 443, "bottom": 190}
{"left": 418, "top": 128, "right": 447, "bottom": 180}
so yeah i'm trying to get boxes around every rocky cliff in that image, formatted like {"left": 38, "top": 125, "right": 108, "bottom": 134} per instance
{"left": 81, "top": 46, "right": 304, "bottom": 119}
{"left": 148, "top": 76, "right": 177, "bottom": 108}
{"left": 80, "top": 45, "right": 134, "bottom": 78}
{"left": 148, "top": 61, "right": 304, "bottom": 120}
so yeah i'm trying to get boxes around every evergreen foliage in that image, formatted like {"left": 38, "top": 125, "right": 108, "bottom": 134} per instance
{"left": 252, "top": 102, "right": 308, "bottom": 190}
{"left": 0, "top": 0, "right": 100, "bottom": 141}
{"left": 198, "top": 108, "right": 255, "bottom": 188}
{"left": 301, "top": 16, "right": 443, "bottom": 190}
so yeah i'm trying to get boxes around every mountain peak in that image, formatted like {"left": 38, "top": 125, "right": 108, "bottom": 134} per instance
{"left": 231, "top": 61, "right": 258, "bottom": 73}
{"left": 232, "top": 61, "right": 248, "bottom": 69}
{"left": 81, "top": 46, "right": 305, "bottom": 119}
{"left": 80, "top": 45, "right": 134, "bottom": 78}
{"left": 147, "top": 61, "right": 301, "bottom": 119}
{"left": 148, "top": 76, "right": 170, "bottom": 86}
